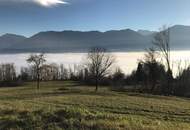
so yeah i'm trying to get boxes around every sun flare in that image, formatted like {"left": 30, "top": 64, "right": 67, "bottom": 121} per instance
{"left": 34, "top": 0, "right": 67, "bottom": 7}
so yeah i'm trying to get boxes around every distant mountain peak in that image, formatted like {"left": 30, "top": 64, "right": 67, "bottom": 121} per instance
{"left": 0, "top": 33, "right": 26, "bottom": 50}
{"left": 1, "top": 33, "right": 26, "bottom": 39}
{"left": 170, "top": 25, "right": 190, "bottom": 31}
{"left": 171, "top": 24, "right": 190, "bottom": 28}
{"left": 137, "top": 30, "right": 156, "bottom": 36}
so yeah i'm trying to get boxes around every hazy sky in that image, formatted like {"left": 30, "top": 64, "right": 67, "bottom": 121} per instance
{"left": 0, "top": 0, "right": 190, "bottom": 36}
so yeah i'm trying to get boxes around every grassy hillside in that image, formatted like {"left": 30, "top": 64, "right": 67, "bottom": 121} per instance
{"left": 0, "top": 81, "right": 189, "bottom": 130}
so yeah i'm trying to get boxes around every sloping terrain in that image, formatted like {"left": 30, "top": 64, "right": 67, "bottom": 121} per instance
{"left": 0, "top": 81, "right": 189, "bottom": 130}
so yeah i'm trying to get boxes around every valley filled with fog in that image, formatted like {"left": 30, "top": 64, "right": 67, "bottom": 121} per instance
{"left": 1, "top": 51, "right": 190, "bottom": 76}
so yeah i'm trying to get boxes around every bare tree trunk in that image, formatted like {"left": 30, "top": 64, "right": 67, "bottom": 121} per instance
{"left": 151, "top": 81, "right": 156, "bottom": 93}
{"left": 167, "top": 69, "right": 173, "bottom": 95}
{"left": 95, "top": 77, "right": 98, "bottom": 92}
{"left": 37, "top": 69, "right": 40, "bottom": 90}
{"left": 37, "top": 76, "right": 40, "bottom": 90}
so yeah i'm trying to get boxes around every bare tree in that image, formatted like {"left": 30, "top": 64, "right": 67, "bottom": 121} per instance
{"left": 60, "top": 64, "right": 68, "bottom": 80}
{"left": 0, "top": 63, "right": 16, "bottom": 82}
{"left": 153, "top": 25, "right": 173, "bottom": 94}
{"left": 144, "top": 48, "right": 157, "bottom": 63}
{"left": 86, "top": 47, "right": 115, "bottom": 91}
{"left": 27, "top": 53, "right": 46, "bottom": 89}
{"left": 41, "top": 63, "right": 59, "bottom": 81}
{"left": 153, "top": 25, "right": 171, "bottom": 73}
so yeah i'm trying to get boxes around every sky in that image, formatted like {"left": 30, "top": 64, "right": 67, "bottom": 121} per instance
{"left": 0, "top": 0, "right": 190, "bottom": 37}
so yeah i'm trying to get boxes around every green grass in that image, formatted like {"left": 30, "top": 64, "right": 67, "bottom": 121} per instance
{"left": 0, "top": 81, "right": 189, "bottom": 130}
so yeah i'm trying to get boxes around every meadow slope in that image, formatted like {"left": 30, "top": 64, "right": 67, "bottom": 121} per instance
{"left": 0, "top": 81, "right": 189, "bottom": 130}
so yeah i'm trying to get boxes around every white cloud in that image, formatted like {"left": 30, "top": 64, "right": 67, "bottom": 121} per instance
{"left": 0, "top": 0, "right": 68, "bottom": 7}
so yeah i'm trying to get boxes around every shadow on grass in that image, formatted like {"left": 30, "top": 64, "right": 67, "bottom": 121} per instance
{"left": 0, "top": 107, "right": 120, "bottom": 130}
{"left": 0, "top": 105, "right": 190, "bottom": 130}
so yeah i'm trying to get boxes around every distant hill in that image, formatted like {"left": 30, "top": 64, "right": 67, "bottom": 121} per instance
{"left": 0, "top": 34, "right": 26, "bottom": 49}
{"left": 169, "top": 25, "right": 190, "bottom": 50}
{"left": 0, "top": 25, "right": 190, "bottom": 53}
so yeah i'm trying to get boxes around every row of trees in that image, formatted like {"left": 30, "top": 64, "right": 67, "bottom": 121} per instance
{"left": 24, "top": 47, "right": 115, "bottom": 91}
{"left": 0, "top": 63, "right": 16, "bottom": 82}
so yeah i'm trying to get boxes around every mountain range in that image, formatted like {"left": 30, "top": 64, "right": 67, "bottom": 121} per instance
{"left": 0, "top": 25, "right": 190, "bottom": 53}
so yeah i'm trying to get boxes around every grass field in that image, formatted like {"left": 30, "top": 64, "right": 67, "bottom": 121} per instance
{"left": 0, "top": 81, "right": 189, "bottom": 130}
